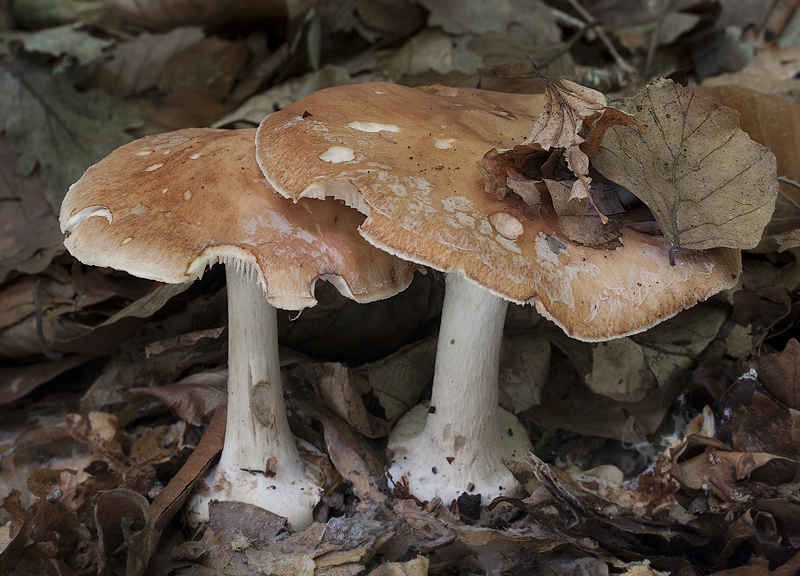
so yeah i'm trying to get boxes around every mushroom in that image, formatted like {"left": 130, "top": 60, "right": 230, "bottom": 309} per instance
{"left": 254, "top": 82, "right": 742, "bottom": 505}
{"left": 59, "top": 127, "right": 415, "bottom": 529}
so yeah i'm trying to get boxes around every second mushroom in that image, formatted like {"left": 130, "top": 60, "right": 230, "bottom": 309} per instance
{"left": 255, "top": 82, "right": 742, "bottom": 506}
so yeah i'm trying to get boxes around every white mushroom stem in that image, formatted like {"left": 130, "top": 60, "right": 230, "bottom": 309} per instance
{"left": 186, "top": 262, "right": 320, "bottom": 530}
{"left": 387, "top": 273, "right": 531, "bottom": 504}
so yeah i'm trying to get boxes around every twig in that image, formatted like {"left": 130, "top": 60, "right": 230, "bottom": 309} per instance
{"left": 647, "top": 0, "right": 673, "bottom": 70}
{"left": 564, "top": 0, "right": 635, "bottom": 73}
{"left": 539, "top": 19, "right": 603, "bottom": 69}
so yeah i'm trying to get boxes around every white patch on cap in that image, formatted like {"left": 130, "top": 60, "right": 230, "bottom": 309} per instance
{"left": 135, "top": 150, "right": 153, "bottom": 156}
{"left": 190, "top": 153, "right": 202, "bottom": 159}
{"left": 319, "top": 146, "right": 355, "bottom": 163}
{"left": 145, "top": 163, "right": 164, "bottom": 171}
{"left": 63, "top": 206, "right": 112, "bottom": 232}
{"left": 434, "top": 138, "right": 457, "bottom": 149}
{"left": 184, "top": 190, "right": 192, "bottom": 200}
{"left": 489, "top": 212, "right": 523, "bottom": 239}
{"left": 122, "top": 237, "right": 133, "bottom": 245}
{"left": 347, "top": 121, "right": 400, "bottom": 133}
{"left": 162, "top": 188, "right": 169, "bottom": 194}
{"left": 131, "top": 203, "right": 149, "bottom": 216}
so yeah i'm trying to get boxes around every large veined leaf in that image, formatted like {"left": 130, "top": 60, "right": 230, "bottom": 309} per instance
{"left": 593, "top": 77, "right": 778, "bottom": 255}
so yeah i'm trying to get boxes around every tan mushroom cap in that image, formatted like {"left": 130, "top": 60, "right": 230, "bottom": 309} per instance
{"left": 256, "top": 82, "right": 741, "bottom": 341}
{"left": 60, "top": 128, "right": 414, "bottom": 310}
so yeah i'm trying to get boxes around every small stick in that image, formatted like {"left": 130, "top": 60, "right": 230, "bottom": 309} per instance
{"left": 565, "top": 0, "right": 635, "bottom": 73}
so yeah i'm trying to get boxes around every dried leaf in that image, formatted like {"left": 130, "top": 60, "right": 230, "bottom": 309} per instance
{"left": 585, "top": 338, "right": 658, "bottom": 403}
{"left": 756, "top": 338, "right": 800, "bottom": 409}
{"left": 92, "top": 27, "right": 206, "bottom": 97}
{"left": 95, "top": 489, "right": 158, "bottom": 576}
{"left": 99, "top": 0, "right": 288, "bottom": 31}
{"left": 0, "top": 137, "right": 63, "bottom": 282}
{"left": 545, "top": 179, "right": 623, "bottom": 246}
{"left": 150, "top": 407, "right": 225, "bottom": 531}
{"left": 0, "top": 56, "right": 143, "bottom": 211}
{"left": 498, "top": 332, "right": 550, "bottom": 413}
{"left": 415, "top": 0, "right": 558, "bottom": 41}
{"left": 126, "top": 37, "right": 259, "bottom": 133}
{"left": 367, "top": 556, "right": 429, "bottom": 576}
{"left": 2, "top": 24, "right": 113, "bottom": 66}
{"left": 527, "top": 77, "right": 607, "bottom": 152}
{"left": 593, "top": 77, "right": 779, "bottom": 254}
{"left": 353, "top": 337, "right": 437, "bottom": 425}
{"left": 0, "top": 355, "right": 89, "bottom": 405}
{"left": 316, "top": 362, "right": 390, "bottom": 438}
{"left": 128, "top": 370, "right": 227, "bottom": 427}
{"left": 208, "top": 500, "right": 286, "bottom": 546}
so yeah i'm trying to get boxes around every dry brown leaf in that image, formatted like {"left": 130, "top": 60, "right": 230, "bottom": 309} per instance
{"left": 527, "top": 77, "right": 606, "bottom": 151}
{"left": 585, "top": 338, "right": 658, "bottom": 403}
{"left": 150, "top": 407, "right": 225, "bottom": 531}
{"left": 353, "top": 337, "right": 437, "bottom": 426}
{"left": 95, "top": 489, "right": 158, "bottom": 576}
{"left": 315, "top": 362, "right": 389, "bottom": 438}
{"left": 695, "top": 83, "right": 800, "bottom": 252}
{"left": 92, "top": 27, "right": 206, "bottom": 97}
{"left": 368, "top": 556, "right": 429, "bottom": 575}
{"left": 100, "top": 0, "right": 288, "bottom": 31}
{"left": 498, "top": 332, "right": 550, "bottom": 413}
{"left": 0, "top": 138, "right": 63, "bottom": 283}
{"left": 593, "top": 77, "right": 779, "bottom": 256}
{"left": 0, "top": 355, "right": 89, "bottom": 406}
{"left": 545, "top": 179, "right": 623, "bottom": 246}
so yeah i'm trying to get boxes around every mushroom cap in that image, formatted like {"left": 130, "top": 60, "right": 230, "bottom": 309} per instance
{"left": 60, "top": 128, "right": 414, "bottom": 310}
{"left": 255, "top": 82, "right": 741, "bottom": 341}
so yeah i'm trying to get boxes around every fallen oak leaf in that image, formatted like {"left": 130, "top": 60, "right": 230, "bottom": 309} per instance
{"left": 593, "top": 77, "right": 778, "bottom": 262}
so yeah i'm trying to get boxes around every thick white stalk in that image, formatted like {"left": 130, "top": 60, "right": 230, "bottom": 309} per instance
{"left": 387, "top": 273, "right": 530, "bottom": 504}
{"left": 186, "top": 262, "right": 320, "bottom": 529}
{"left": 220, "top": 262, "right": 299, "bottom": 473}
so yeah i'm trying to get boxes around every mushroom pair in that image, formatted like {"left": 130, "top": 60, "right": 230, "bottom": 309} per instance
{"left": 60, "top": 128, "right": 415, "bottom": 529}
{"left": 254, "top": 82, "right": 742, "bottom": 504}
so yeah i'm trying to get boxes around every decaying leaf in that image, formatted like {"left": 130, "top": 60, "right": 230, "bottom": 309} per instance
{"left": 1, "top": 24, "right": 113, "bottom": 67}
{"left": 150, "top": 407, "right": 225, "bottom": 531}
{"left": 0, "top": 56, "right": 143, "bottom": 211}
{"left": 585, "top": 338, "right": 658, "bottom": 403}
{"left": 315, "top": 362, "right": 390, "bottom": 438}
{"left": 92, "top": 27, "right": 206, "bottom": 97}
{"left": 95, "top": 489, "right": 158, "bottom": 576}
{"left": 526, "top": 76, "right": 607, "bottom": 199}
{"left": 593, "top": 77, "right": 779, "bottom": 257}
{"left": 0, "top": 137, "right": 63, "bottom": 282}
{"left": 99, "top": 0, "right": 289, "bottom": 31}
{"left": 353, "top": 337, "right": 437, "bottom": 425}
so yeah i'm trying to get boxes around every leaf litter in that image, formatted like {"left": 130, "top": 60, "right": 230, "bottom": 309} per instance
{"left": 1, "top": 0, "right": 800, "bottom": 574}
